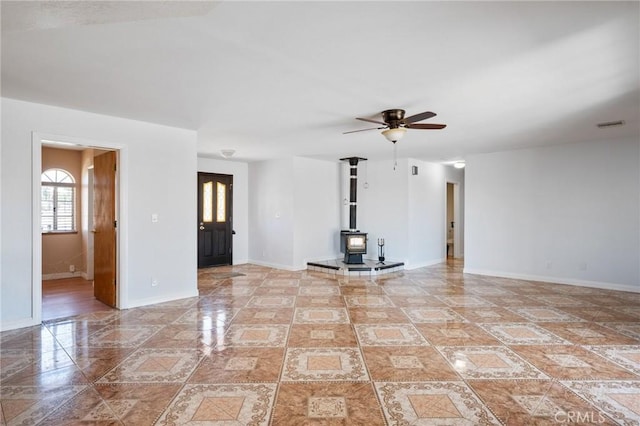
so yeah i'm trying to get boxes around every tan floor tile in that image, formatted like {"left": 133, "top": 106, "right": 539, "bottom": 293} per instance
{"left": 156, "top": 383, "right": 276, "bottom": 425}
{"left": 362, "top": 346, "right": 459, "bottom": 381}
{"left": 293, "top": 307, "right": 350, "bottom": 324}
{"left": 416, "top": 323, "right": 502, "bottom": 346}
{"left": 375, "top": 381, "right": 500, "bottom": 425}
{"left": 355, "top": 324, "right": 429, "bottom": 346}
{"left": 348, "top": 307, "right": 411, "bottom": 323}
{"left": 404, "top": 307, "right": 469, "bottom": 323}
{"left": 224, "top": 324, "right": 290, "bottom": 347}
{"left": 468, "top": 380, "right": 617, "bottom": 425}
{"left": 339, "top": 285, "right": 385, "bottom": 296}
{"left": 512, "top": 345, "right": 639, "bottom": 380}
{"left": 189, "top": 347, "right": 284, "bottom": 383}
{"left": 253, "top": 286, "right": 299, "bottom": 295}
{"left": 281, "top": 347, "right": 369, "bottom": 381}
{"left": 562, "top": 380, "right": 640, "bottom": 425}
{"left": 538, "top": 322, "right": 639, "bottom": 345}
{"left": 65, "top": 346, "right": 135, "bottom": 382}
{"left": 0, "top": 385, "right": 87, "bottom": 425}
{"left": 295, "top": 296, "right": 346, "bottom": 307}
{"left": 587, "top": 345, "right": 640, "bottom": 375}
{"left": 452, "top": 307, "right": 527, "bottom": 323}
{"left": 98, "top": 348, "right": 205, "bottom": 383}
{"left": 141, "top": 324, "right": 219, "bottom": 348}
{"left": 4, "top": 260, "right": 639, "bottom": 425}
{"left": 231, "top": 307, "right": 294, "bottom": 324}
{"left": 288, "top": 324, "right": 357, "bottom": 347}
{"left": 387, "top": 295, "right": 447, "bottom": 307}
{"left": 272, "top": 382, "right": 385, "bottom": 425}
{"left": 565, "top": 305, "right": 640, "bottom": 322}
{"left": 437, "top": 346, "right": 548, "bottom": 379}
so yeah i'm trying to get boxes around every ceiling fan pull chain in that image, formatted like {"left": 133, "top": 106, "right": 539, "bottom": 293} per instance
{"left": 393, "top": 141, "right": 397, "bottom": 170}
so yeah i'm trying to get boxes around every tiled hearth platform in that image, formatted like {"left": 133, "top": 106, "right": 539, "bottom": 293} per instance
{"left": 307, "top": 258, "right": 404, "bottom": 276}
{"left": 1, "top": 259, "right": 639, "bottom": 425}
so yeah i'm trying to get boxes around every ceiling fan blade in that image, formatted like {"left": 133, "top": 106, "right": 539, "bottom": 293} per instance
{"left": 405, "top": 123, "right": 447, "bottom": 130}
{"left": 356, "top": 117, "right": 387, "bottom": 126}
{"left": 402, "top": 111, "right": 436, "bottom": 124}
{"left": 343, "top": 126, "right": 386, "bottom": 134}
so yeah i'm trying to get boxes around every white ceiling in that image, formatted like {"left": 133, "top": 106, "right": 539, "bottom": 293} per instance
{"left": 2, "top": 1, "right": 638, "bottom": 163}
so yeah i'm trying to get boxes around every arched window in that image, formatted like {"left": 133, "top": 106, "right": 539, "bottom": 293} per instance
{"left": 41, "top": 169, "right": 76, "bottom": 232}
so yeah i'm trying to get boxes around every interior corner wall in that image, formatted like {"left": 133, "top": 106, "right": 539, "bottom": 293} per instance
{"left": 359, "top": 159, "right": 410, "bottom": 263}
{"left": 248, "top": 158, "right": 295, "bottom": 269}
{"left": 197, "top": 157, "right": 249, "bottom": 265}
{"left": 248, "top": 157, "right": 341, "bottom": 270}
{"left": 293, "top": 157, "right": 341, "bottom": 268}
{"left": 464, "top": 137, "right": 640, "bottom": 292}
{"left": 1, "top": 97, "right": 198, "bottom": 330}
{"left": 407, "top": 159, "right": 447, "bottom": 268}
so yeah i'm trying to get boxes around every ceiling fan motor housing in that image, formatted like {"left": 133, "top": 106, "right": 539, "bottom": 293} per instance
{"left": 382, "top": 109, "right": 405, "bottom": 128}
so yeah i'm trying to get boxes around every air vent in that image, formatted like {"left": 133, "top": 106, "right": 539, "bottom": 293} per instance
{"left": 597, "top": 120, "right": 625, "bottom": 129}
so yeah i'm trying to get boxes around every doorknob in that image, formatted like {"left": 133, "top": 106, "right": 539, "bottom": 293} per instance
{"left": 199, "top": 226, "right": 204, "bottom": 230}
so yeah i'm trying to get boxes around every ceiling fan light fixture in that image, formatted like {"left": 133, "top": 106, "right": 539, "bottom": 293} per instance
{"left": 381, "top": 127, "right": 406, "bottom": 142}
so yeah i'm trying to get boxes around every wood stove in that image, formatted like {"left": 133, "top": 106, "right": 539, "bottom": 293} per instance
{"left": 340, "top": 157, "right": 367, "bottom": 264}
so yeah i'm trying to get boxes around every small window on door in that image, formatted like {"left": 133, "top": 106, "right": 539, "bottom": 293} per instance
{"left": 41, "top": 168, "right": 76, "bottom": 233}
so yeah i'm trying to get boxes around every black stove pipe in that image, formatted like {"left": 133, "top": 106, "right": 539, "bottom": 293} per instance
{"left": 340, "top": 157, "right": 367, "bottom": 231}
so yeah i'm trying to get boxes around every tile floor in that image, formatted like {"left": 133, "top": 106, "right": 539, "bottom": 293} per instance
{"left": 1, "top": 260, "right": 640, "bottom": 425}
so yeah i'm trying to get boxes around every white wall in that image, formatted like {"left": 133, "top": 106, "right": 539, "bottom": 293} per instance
{"left": 1, "top": 98, "right": 198, "bottom": 330}
{"left": 408, "top": 160, "right": 447, "bottom": 268}
{"left": 359, "top": 159, "right": 410, "bottom": 263}
{"left": 248, "top": 158, "right": 295, "bottom": 269}
{"left": 197, "top": 157, "right": 249, "bottom": 264}
{"left": 465, "top": 137, "right": 639, "bottom": 292}
{"left": 248, "top": 157, "right": 341, "bottom": 270}
{"left": 293, "top": 157, "right": 340, "bottom": 266}
{"left": 359, "top": 158, "right": 447, "bottom": 269}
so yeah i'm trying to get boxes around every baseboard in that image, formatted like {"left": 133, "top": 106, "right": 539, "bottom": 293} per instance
{"left": 125, "top": 290, "right": 200, "bottom": 310}
{"left": 0, "top": 317, "right": 40, "bottom": 332}
{"left": 463, "top": 268, "right": 640, "bottom": 293}
{"left": 405, "top": 258, "right": 446, "bottom": 270}
{"left": 42, "top": 271, "right": 86, "bottom": 280}
{"left": 247, "top": 259, "right": 304, "bottom": 271}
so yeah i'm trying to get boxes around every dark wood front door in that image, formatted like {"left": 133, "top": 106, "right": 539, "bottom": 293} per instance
{"left": 93, "top": 151, "right": 117, "bottom": 307}
{"left": 197, "top": 173, "right": 233, "bottom": 268}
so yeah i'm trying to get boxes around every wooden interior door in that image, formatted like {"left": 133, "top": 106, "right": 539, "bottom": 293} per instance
{"left": 198, "top": 172, "right": 233, "bottom": 268}
{"left": 93, "top": 151, "right": 117, "bottom": 307}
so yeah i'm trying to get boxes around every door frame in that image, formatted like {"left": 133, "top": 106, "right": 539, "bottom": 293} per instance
{"left": 31, "top": 132, "right": 128, "bottom": 324}
{"left": 445, "top": 180, "right": 463, "bottom": 259}
{"left": 197, "top": 172, "right": 234, "bottom": 268}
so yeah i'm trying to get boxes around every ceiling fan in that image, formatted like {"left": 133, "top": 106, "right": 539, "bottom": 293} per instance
{"left": 344, "top": 109, "right": 446, "bottom": 142}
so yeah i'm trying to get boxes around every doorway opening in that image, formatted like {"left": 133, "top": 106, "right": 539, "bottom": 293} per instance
{"left": 33, "top": 134, "right": 124, "bottom": 323}
{"left": 446, "top": 183, "right": 455, "bottom": 258}
{"left": 445, "top": 181, "right": 463, "bottom": 259}
{"left": 197, "top": 172, "right": 233, "bottom": 268}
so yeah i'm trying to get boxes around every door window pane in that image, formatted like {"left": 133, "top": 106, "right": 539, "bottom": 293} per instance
{"left": 216, "top": 182, "right": 226, "bottom": 223}
{"left": 203, "top": 181, "right": 213, "bottom": 223}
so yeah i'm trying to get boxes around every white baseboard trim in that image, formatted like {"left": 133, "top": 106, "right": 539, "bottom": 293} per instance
{"left": 405, "top": 258, "right": 446, "bottom": 270}
{"left": 247, "top": 259, "right": 304, "bottom": 271}
{"left": 463, "top": 268, "right": 640, "bottom": 293}
{"left": 124, "top": 290, "right": 200, "bottom": 310}
{"left": 0, "top": 317, "right": 40, "bottom": 332}
{"left": 42, "top": 271, "right": 87, "bottom": 281}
